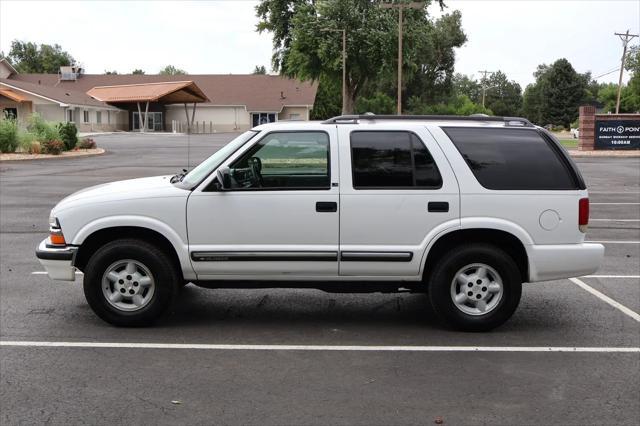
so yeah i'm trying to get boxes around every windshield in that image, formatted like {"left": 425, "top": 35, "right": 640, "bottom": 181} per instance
{"left": 177, "top": 131, "right": 258, "bottom": 188}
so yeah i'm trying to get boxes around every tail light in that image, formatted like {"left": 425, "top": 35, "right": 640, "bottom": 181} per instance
{"left": 578, "top": 198, "right": 589, "bottom": 233}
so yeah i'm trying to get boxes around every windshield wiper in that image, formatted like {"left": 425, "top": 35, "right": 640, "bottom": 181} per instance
{"left": 170, "top": 169, "right": 188, "bottom": 183}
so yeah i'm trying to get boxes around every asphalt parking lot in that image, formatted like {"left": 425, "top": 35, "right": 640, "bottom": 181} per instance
{"left": 1, "top": 133, "right": 638, "bottom": 425}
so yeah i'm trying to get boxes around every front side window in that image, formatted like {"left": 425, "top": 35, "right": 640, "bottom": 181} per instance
{"left": 442, "top": 127, "right": 579, "bottom": 190}
{"left": 96, "top": 111, "right": 102, "bottom": 124}
{"left": 83, "top": 110, "right": 89, "bottom": 123}
{"left": 350, "top": 131, "right": 442, "bottom": 189}
{"left": 229, "top": 131, "right": 330, "bottom": 190}
{"left": 67, "top": 109, "right": 74, "bottom": 122}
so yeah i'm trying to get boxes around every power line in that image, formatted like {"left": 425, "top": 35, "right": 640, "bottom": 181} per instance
{"left": 593, "top": 68, "right": 620, "bottom": 79}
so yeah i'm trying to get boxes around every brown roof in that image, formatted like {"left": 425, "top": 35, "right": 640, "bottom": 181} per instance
{"left": 0, "top": 87, "right": 30, "bottom": 102}
{"left": 87, "top": 81, "right": 209, "bottom": 104}
{"left": 0, "top": 78, "right": 113, "bottom": 108}
{"left": 9, "top": 74, "right": 317, "bottom": 112}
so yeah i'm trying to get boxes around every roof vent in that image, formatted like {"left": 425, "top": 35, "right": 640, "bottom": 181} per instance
{"left": 280, "top": 91, "right": 286, "bottom": 99}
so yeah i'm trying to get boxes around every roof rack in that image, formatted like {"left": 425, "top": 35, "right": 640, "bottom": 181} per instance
{"left": 322, "top": 114, "right": 534, "bottom": 127}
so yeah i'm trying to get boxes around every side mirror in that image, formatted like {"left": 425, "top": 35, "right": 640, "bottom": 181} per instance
{"left": 216, "top": 167, "right": 232, "bottom": 190}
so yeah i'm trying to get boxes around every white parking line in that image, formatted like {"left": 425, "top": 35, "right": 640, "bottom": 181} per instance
{"left": 591, "top": 203, "right": 640, "bottom": 205}
{"left": 582, "top": 275, "right": 640, "bottom": 279}
{"left": 0, "top": 341, "right": 638, "bottom": 353}
{"left": 586, "top": 241, "right": 640, "bottom": 244}
{"left": 569, "top": 277, "right": 640, "bottom": 322}
{"left": 31, "top": 271, "right": 83, "bottom": 275}
{"left": 591, "top": 219, "right": 640, "bottom": 223}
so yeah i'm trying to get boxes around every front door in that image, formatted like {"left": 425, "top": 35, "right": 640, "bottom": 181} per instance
{"left": 337, "top": 126, "right": 460, "bottom": 277}
{"left": 187, "top": 129, "right": 339, "bottom": 278}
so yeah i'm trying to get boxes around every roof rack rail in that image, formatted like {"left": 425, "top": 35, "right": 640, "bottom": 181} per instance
{"left": 322, "top": 114, "right": 534, "bottom": 127}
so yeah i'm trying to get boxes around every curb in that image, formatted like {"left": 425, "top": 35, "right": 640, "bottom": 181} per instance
{"left": 568, "top": 150, "right": 640, "bottom": 158}
{"left": 0, "top": 148, "right": 106, "bottom": 162}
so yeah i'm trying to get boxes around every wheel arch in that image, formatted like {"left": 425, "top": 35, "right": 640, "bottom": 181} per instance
{"left": 422, "top": 228, "right": 529, "bottom": 284}
{"left": 73, "top": 226, "right": 186, "bottom": 281}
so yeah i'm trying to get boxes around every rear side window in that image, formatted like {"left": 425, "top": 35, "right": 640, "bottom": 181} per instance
{"left": 350, "top": 131, "right": 442, "bottom": 189}
{"left": 442, "top": 127, "right": 578, "bottom": 190}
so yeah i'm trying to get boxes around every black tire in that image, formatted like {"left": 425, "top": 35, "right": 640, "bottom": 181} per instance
{"left": 427, "top": 243, "right": 522, "bottom": 332}
{"left": 83, "top": 239, "right": 179, "bottom": 327}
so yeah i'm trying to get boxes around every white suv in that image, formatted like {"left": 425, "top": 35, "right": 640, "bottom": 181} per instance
{"left": 36, "top": 115, "right": 604, "bottom": 331}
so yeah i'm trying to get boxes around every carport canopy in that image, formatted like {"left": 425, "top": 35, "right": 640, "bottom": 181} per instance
{"left": 86, "top": 81, "right": 209, "bottom": 132}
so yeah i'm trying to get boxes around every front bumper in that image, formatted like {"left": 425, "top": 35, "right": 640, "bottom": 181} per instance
{"left": 35, "top": 239, "right": 78, "bottom": 281}
{"left": 527, "top": 242, "right": 605, "bottom": 282}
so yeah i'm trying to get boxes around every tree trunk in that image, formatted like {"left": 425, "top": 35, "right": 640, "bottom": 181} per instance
{"left": 343, "top": 85, "right": 356, "bottom": 115}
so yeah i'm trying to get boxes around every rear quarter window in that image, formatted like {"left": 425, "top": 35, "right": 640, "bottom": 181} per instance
{"left": 442, "top": 127, "right": 579, "bottom": 190}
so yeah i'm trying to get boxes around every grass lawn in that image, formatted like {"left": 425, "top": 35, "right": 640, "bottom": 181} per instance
{"left": 559, "top": 139, "right": 578, "bottom": 149}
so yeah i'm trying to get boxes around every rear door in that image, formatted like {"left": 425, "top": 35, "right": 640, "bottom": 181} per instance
{"left": 337, "top": 125, "right": 460, "bottom": 277}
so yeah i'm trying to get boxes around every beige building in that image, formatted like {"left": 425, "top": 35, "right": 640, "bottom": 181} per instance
{"left": 0, "top": 59, "right": 317, "bottom": 133}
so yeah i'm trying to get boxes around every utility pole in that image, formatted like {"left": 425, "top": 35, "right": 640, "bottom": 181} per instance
{"left": 478, "top": 70, "right": 495, "bottom": 108}
{"left": 614, "top": 30, "right": 638, "bottom": 114}
{"left": 322, "top": 28, "right": 347, "bottom": 114}
{"left": 381, "top": 1, "right": 424, "bottom": 115}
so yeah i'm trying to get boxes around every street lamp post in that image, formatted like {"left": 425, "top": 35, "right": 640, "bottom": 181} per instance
{"left": 322, "top": 28, "right": 347, "bottom": 114}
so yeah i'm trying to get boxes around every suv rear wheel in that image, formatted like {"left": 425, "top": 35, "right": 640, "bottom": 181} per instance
{"left": 428, "top": 244, "right": 522, "bottom": 331}
{"left": 83, "top": 239, "right": 179, "bottom": 326}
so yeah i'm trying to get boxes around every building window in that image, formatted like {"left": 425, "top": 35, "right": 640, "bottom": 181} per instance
{"left": 83, "top": 110, "right": 90, "bottom": 123}
{"left": 289, "top": 113, "right": 301, "bottom": 120}
{"left": 3, "top": 108, "right": 17, "bottom": 120}
{"left": 96, "top": 111, "right": 102, "bottom": 124}
{"left": 107, "top": 111, "right": 111, "bottom": 124}
{"left": 66, "top": 109, "right": 74, "bottom": 122}
{"left": 251, "top": 112, "right": 276, "bottom": 127}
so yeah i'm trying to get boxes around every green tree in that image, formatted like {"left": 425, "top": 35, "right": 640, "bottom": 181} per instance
{"left": 159, "top": 65, "right": 187, "bottom": 75}
{"left": 621, "top": 45, "right": 640, "bottom": 112}
{"left": 452, "top": 73, "right": 481, "bottom": 104}
{"left": 253, "top": 65, "right": 267, "bottom": 74}
{"left": 256, "top": 0, "right": 462, "bottom": 113}
{"left": 523, "top": 59, "right": 589, "bottom": 127}
{"left": 309, "top": 74, "right": 341, "bottom": 120}
{"left": 104, "top": 70, "right": 118, "bottom": 75}
{"left": 6, "top": 40, "right": 75, "bottom": 73}
{"left": 481, "top": 71, "right": 523, "bottom": 116}
{"left": 131, "top": 69, "right": 145, "bottom": 75}
{"left": 356, "top": 92, "right": 396, "bottom": 114}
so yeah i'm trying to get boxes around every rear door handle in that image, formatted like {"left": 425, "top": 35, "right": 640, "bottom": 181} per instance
{"left": 316, "top": 201, "right": 337, "bottom": 213}
{"left": 428, "top": 201, "right": 449, "bottom": 213}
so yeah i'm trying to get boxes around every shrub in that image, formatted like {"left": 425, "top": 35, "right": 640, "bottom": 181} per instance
{"left": 78, "top": 137, "right": 96, "bottom": 149}
{"left": 41, "top": 139, "right": 64, "bottom": 155}
{"left": 29, "top": 141, "right": 41, "bottom": 154}
{"left": 17, "top": 130, "right": 37, "bottom": 153}
{"left": 27, "top": 113, "right": 60, "bottom": 143}
{"left": 0, "top": 118, "right": 19, "bottom": 153}
{"left": 57, "top": 122, "right": 78, "bottom": 150}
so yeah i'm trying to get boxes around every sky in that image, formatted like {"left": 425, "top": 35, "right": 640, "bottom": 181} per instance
{"left": 0, "top": 0, "right": 638, "bottom": 89}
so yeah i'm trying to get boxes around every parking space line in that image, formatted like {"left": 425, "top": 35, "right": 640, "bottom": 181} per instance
{"left": 31, "top": 271, "right": 83, "bottom": 275}
{"left": 590, "top": 220, "right": 640, "bottom": 225}
{"left": 591, "top": 203, "right": 640, "bottom": 205}
{"left": 0, "top": 341, "right": 638, "bottom": 353}
{"left": 569, "top": 278, "right": 640, "bottom": 322}
{"left": 586, "top": 240, "right": 640, "bottom": 244}
{"left": 582, "top": 275, "right": 640, "bottom": 279}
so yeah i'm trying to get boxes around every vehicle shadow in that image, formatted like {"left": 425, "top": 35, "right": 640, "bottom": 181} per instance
{"left": 159, "top": 285, "right": 440, "bottom": 329}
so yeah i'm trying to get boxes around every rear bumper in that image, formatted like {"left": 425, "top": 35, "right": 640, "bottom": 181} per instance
{"left": 527, "top": 243, "right": 605, "bottom": 282}
{"left": 35, "top": 239, "right": 77, "bottom": 281}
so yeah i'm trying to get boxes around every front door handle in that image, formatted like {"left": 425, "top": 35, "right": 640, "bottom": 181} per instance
{"left": 428, "top": 201, "right": 449, "bottom": 213}
{"left": 316, "top": 201, "right": 337, "bottom": 213}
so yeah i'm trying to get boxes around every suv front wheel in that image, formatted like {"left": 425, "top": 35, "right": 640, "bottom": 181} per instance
{"left": 428, "top": 244, "right": 522, "bottom": 331}
{"left": 83, "top": 239, "right": 179, "bottom": 326}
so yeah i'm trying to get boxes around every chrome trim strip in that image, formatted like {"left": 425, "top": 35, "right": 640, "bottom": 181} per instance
{"left": 340, "top": 252, "right": 413, "bottom": 262}
{"left": 191, "top": 251, "right": 338, "bottom": 262}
